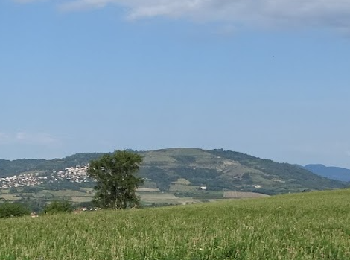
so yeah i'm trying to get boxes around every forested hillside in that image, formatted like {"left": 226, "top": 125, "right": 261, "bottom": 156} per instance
{"left": 0, "top": 149, "right": 346, "bottom": 195}
{"left": 305, "top": 164, "right": 350, "bottom": 182}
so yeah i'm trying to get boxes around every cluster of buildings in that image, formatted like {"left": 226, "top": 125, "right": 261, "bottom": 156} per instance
{"left": 0, "top": 165, "right": 91, "bottom": 189}
{"left": 55, "top": 165, "right": 90, "bottom": 184}
{"left": 0, "top": 173, "right": 46, "bottom": 189}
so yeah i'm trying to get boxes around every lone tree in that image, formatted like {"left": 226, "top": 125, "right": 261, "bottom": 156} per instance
{"left": 88, "top": 150, "right": 143, "bottom": 209}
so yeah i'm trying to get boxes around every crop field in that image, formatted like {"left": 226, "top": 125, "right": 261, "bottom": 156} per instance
{"left": 1, "top": 189, "right": 350, "bottom": 259}
{"left": 223, "top": 191, "right": 270, "bottom": 198}
{"left": 3, "top": 186, "right": 258, "bottom": 206}
{"left": 0, "top": 193, "right": 21, "bottom": 201}
{"left": 138, "top": 191, "right": 198, "bottom": 205}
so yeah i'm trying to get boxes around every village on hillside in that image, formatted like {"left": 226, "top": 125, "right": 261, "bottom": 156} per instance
{"left": 0, "top": 165, "right": 90, "bottom": 189}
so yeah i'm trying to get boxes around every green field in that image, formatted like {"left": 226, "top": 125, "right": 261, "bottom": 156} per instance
{"left": 1, "top": 189, "right": 350, "bottom": 259}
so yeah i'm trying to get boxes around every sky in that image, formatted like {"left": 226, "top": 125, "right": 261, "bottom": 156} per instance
{"left": 1, "top": 0, "right": 350, "bottom": 168}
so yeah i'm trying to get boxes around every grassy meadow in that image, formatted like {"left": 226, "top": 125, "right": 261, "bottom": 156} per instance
{"left": 1, "top": 189, "right": 350, "bottom": 259}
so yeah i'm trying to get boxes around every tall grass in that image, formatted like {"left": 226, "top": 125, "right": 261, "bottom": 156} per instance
{"left": 1, "top": 189, "right": 350, "bottom": 259}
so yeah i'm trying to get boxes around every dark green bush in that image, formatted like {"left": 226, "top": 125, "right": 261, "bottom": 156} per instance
{"left": 43, "top": 200, "right": 73, "bottom": 215}
{"left": 0, "top": 203, "right": 31, "bottom": 218}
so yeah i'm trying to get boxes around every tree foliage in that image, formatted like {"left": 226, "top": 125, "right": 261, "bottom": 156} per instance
{"left": 44, "top": 200, "right": 73, "bottom": 215}
{"left": 0, "top": 203, "right": 31, "bottom": 218}
{"left": 88, "top": 150, "right": 144, "bottom": 209}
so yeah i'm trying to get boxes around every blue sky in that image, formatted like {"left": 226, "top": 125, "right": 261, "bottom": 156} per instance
{"left": 1, "top": 0, "right": 350, "bottom": 168}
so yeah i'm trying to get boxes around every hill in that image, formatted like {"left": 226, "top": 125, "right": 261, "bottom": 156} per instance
{"left": 138, "top": 148, "right": 346, "bottom": 194}
{"left": 0, "top": 148, "right": 347, "bottom": 195}
{"left": 305, "top": 164, "right": 350, "bottom": 182}
{"left": 1, "top": 189, "right": 350, "bottom": 259}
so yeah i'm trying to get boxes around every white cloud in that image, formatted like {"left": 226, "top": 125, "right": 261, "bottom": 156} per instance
{"left": 11, "top": 0, "right": 350, "bottom": 31}
{"left": 59, "top": 0, "right": 112, "bottom": 11}
{"left": 55, "top": 0, "right": 350, "bottom": 30}
{"left": 0, "top": 132, "right": 58, "bottom": 145}
{"left": 15, "top": 132, "right": 58, "bottom": 145}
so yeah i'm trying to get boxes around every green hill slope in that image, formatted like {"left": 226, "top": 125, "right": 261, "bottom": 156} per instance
{"left": 2, "top": 189, "right": 350, "bottom": 259}
{"left": 138, "top": 148, "right": 346, "bottom": 194}
{"left": 0, "top": 148, "right": 346, "bottom": 194}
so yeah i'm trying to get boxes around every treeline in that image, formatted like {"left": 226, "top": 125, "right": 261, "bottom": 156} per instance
{"left": 0, "top": 200, "right": 84, "bottom": 218}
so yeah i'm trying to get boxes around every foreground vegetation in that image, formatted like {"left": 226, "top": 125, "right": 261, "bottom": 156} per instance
{"left": 1, "top": 188, "right": 350, "bottom": 259}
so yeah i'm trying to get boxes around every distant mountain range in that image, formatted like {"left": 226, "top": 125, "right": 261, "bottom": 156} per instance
{"left": 304, "top": 164, "right": 350, "bottom": 182}
{"left": 0, "top": 149, "right": 348, "bottom": 195}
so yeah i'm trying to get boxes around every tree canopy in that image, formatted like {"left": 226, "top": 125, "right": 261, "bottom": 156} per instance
{"left": 0, "top": 203, "right": 30, "bottom": 218}
{"left": 88, "top": 150, "right": 143, "bottom": 209}
{"left": 44, "top": 200, "right": 73, "bottom": 215}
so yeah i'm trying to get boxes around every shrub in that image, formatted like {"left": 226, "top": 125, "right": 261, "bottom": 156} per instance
{"left": 43, "top": 200, "right": 73, "bottom": 215}
{"left": 0, "top": 203, "right": 31, "bottom": 218}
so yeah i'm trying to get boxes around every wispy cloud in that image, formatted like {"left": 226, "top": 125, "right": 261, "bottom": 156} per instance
{"left": 15, "top": 132, "right": 58, "bottom": 145}
{"left": 58, "top": 0, "right": 112, "bottom": 11}
{"left": 0, "top": 133, "right": 10, "bottom": 144}
{"left": 11, "top": 0, "right": 350, "bottom": 32}
{"left": 55, "top": 0, "right": 350, "bottom": 31}
{"left": 0, "top": 132, "right": 59, "bottom": 145}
